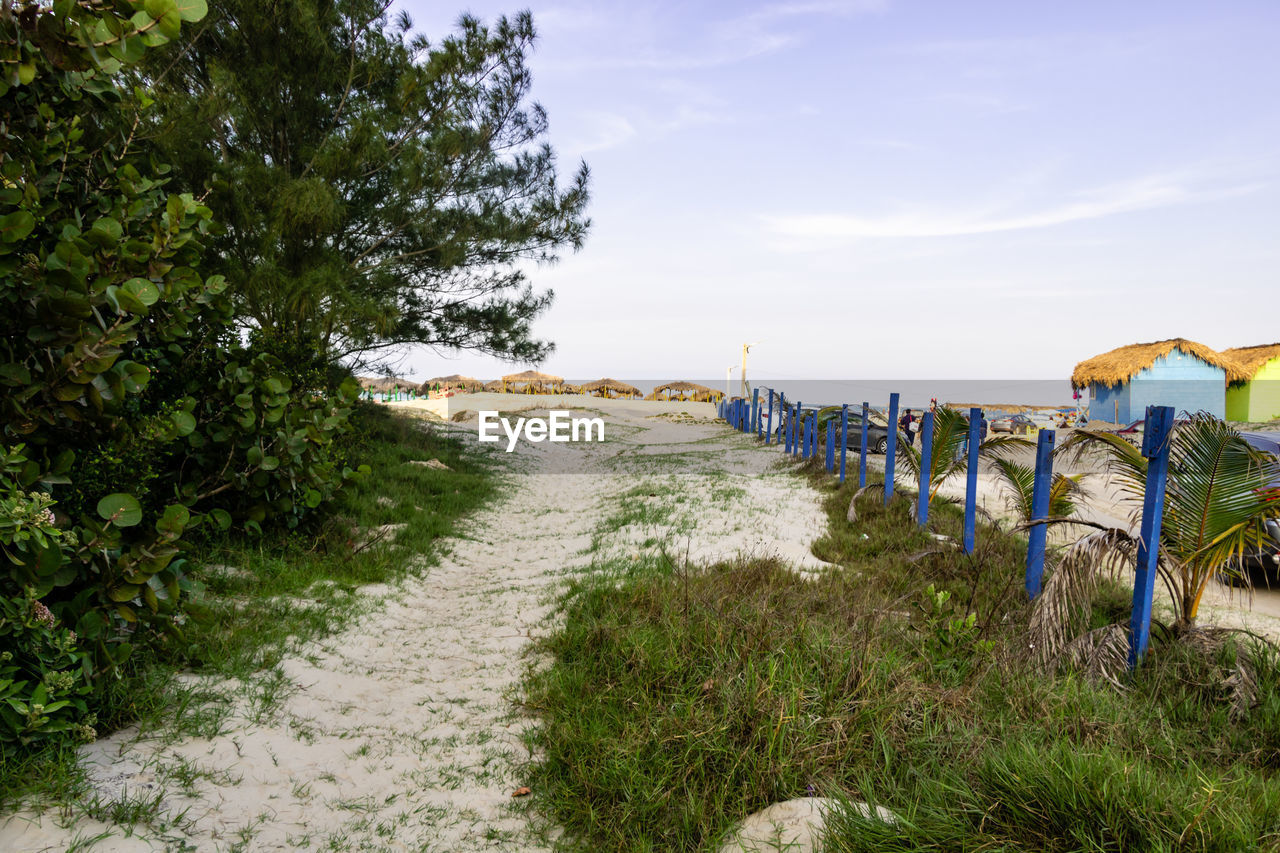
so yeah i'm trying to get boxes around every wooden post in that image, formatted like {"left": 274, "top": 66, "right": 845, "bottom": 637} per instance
{"left": 1025, "top": 429, "right": 1056, "bottom": 598}
{"left": 751, "top": 388, "right": 759, "bottom": 435}
{"left": 1130, "top": 405, "right": 1174, "bottom": 669}
{"left": 784, "top": 402, "right": 792, "bottom": 453}
{"left": 765, "top": 390, "right": 774, "bottom": 445}
{"left": 839, "top": 404, "right": 849, "bottom": 484}
{"left": 859, "top": 402, "right": 870, "bottom": 489}
{"left": 884, "top": 393, "right": 900, "bottom": 504}
{"left": 825, "top": 418, "right": 835, "bottom": 472}
{"left": 917, "top": 410, "right": 934, "bottom": 527}
{"left": 964, "top": 407, "right": 982, "bottom": 555}
{"left": 793, "top": 403, "right": 802, "bottom": 456}
{"left": 801, "top": 410, "right": 810, "bottom": 459}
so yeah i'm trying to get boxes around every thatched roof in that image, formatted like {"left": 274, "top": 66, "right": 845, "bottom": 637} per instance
{"left": 358, "top": 376, "right": 416, "bottom": 393}
{"left": 482, "top": 380, "right": 505, "bottom": 392}
{"left": 500, "top": 369, "right": 563, "bottom": 385}
{"left": 420, "top": 375, "right": 483, "bottom": 393}
{"left": 654, "top": 381, "right": 714, "bottom": 394}
{"left": 1070, "top": 338, "right": 1248, "bottom": 389}
{"left": 580, "top": 378, "right": 641, "bottom": 397}
{"left": 1221, "top": 343, "right": 1280, "bottom": 379}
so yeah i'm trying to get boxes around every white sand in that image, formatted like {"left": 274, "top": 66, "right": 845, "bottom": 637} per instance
{"left": 0, "top": 399, "right": 829, "bottom": 852}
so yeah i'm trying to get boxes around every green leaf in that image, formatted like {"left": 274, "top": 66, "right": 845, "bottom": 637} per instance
{"left": 174, "top": 0, "right": 207, "bottom": 21}
{"left": 0, "top": 211, "right": 35, "bottom": 243}
{"left": 246, "top": 446, "right": 264, "bottom": 466}
{"left": 234, "top": 393, "right": 253, "bottom": 409}
{"left": 97, "top": 493, "right": 143, "bottom": 527}
{"left": 171, "top": 410, "right": 196, "bottom": 435}
{"left": 109, "top": 584, "right": 141, "bottom": 603}
{"left": 210, "top": 508, "right": 232, "bottom": 530}
{"left": 122, "top": 278, "right": 160, "bottom": 307}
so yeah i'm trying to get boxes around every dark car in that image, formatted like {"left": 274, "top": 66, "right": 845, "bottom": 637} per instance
{"left": 813, "top": 407, "right": 892, "bottom": 454}
{"left": 1240, "top": 432, "right": 1280, "bottom": 579}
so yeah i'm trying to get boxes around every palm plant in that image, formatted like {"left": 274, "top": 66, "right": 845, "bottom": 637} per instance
{"left": 1052, "top": 413, "right": 1279, "bottom": 631}
{"left": 896, "top": 407, "right": 1028, "bottom": 503}
{"left": 988, "top": 457, "right": 1087, "bottom": 522}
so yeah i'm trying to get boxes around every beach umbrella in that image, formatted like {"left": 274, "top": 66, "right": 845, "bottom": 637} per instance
{"left": 581, "top": 378, "right": 642, "bottom": 398}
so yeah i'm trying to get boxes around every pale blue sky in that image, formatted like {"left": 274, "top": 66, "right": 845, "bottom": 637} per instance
{"left": 398, "top": 0, "right": 1280, "bottom": 383}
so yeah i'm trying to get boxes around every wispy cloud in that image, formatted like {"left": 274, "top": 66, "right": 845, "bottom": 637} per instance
{"left": 762, "top": 171, "right": 1266, "bottom": 245}
{"left": 543, "top": 0, "right": 889, "bottom": 72}
{"left": 565, "top": 112, "right": 637, "bottom": 154}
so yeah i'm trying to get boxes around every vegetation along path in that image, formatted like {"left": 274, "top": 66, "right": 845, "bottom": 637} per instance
{"left": 1, "top": 400, "right": 822, "bottom": 851}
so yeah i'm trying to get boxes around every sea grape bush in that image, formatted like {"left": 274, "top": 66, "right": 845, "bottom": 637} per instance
{"left": 0, "top": 1, "right": 360, "bottom": 754}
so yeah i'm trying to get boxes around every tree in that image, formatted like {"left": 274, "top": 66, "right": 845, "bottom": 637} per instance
{"left": 141, "top": 1, "right": 591, "bottom": 369}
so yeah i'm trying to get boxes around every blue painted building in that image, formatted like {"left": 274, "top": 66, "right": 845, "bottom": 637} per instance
{"left": 1071, "top": 339, "right": 1247, "bottom": 424}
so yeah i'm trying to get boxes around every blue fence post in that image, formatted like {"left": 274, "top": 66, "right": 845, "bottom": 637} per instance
{"left": 809, "top": 412, "right": 817, "bottom": 459}
{"left": 1025, "top": 428, "right": 1056, "bottom": 598}
{"left": 784, "top": 403, "right": 792, "bottom": 453}
{"left": 839, "top": 404, "right": 849, "bottom": 484}
{"left": 916, "top": 410, "right": 934, "bottom": 527}
{"left": 859, "top": 402, "right": 870, "bottom": 489}
{"left": 765, "top": 391, "right": 774, "bottom": 444}
{"left": 801, "top": 411, "right": 811, "bottom": 459}
{"left": 825, "top": 419, "right": 835, "bottom": 472}
{"left": 751, "top": 388, "right": 759, "bottom": 435}
{"left": 964, "top": 407, "right": 982, "bottom": 555}
{"left": 793, "top": 403, "right": 802, "bottom": 456}
{"left": 884, "top": 393, "right": 900, "bottom": 504}
{"left": 1130, "top": 405, "right": 1174, "bottom": 669}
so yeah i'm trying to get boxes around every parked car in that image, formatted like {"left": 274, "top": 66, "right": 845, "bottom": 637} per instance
{"left": 1109, "top": 416, "right": 1192, "bottom": 446}
{"left": 1240, "top": 432, "right": 1280, "bottom": 580}
{"left": 814, "top": 407, "right": 892, "bottom": 454}
{"left": 989, "top": 413, "right": 1035, "bottom": 434}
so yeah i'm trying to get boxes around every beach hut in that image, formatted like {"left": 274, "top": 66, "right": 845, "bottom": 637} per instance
{"left": 499, "top": 369, "right": 564, "bottom": 394}
{"left": 358, "top": 376, "right": 416, "bottom": 394}
{"left": 648, "top": 381, "right": 722, "bottom": 403}
{"left": 580, "top": 378, "right": 642, "bottom": 399}
{"left": 1224, "top": 344, "right": 1280, "bottom": 422}
{"left": 419, "top": 374, "right": 483, "bottom": 394}
{"left": 1070, "top": 338, "right": 1247, "bottom": 423}
{"left": 482, "top": 380, "right": 505, "bottom": 392}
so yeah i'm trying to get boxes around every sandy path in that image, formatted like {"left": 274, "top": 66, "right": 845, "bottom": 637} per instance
{"left": 1, "top": 402, "right": 829, "bottom": 852}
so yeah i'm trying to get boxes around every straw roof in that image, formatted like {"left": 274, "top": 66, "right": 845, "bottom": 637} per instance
{"left": 358, "top": 376, "right": 416, "bottom": 393}
{"left": 1070, "top": 338, "right": 1248, "bottom": 389}
{"left": 1221, "top": 343, "right": 1280, "bottom": 379}
{"left": 420, "top": 374, "right": 483, "bottom": 392}
{"left": 500, "top": 369, "right": 563, "bottom": 384}
{"left": 580, "top": 378, "right": 641, "bottom": 397}
{"left": 654, "top": 381, "right": 714, "bottom": 394}
{"left": 482, "top": 380, "right": 505, "bottom": 392}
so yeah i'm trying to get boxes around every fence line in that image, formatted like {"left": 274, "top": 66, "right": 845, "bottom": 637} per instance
{"left": 719, "top": 389, "right": 1175, "bottom": 670}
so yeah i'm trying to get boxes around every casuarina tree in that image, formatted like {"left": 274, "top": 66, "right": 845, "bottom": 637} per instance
{"left": 141, "top": 1, "right": 591, "bottom": 369}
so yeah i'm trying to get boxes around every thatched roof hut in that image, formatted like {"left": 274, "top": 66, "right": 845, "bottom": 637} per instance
{"left": 498, "top": 369, "right": 564, "bottom": 393}
{"left": 358, "top": 376, "right": 416, "bottom": 393}
{"left": 419, "top": 374, "right": 483, "bottom": 393}
{"left": 1072, "top": 338, "right": 1246, "bottom": 423}
{"left": 648, "top": 381, "right": 721, "bottom": 402}
{"left": 1071, "top": 338, "right": 1247, "bottom": 389}
{"left": 1224, "top": 343, "right": 1280, "bottom": 422}
{"left": 482, "top": 380, "right": 505, "bottom": 392}
{"left": 580, "top": 378, "right": 642, "bottom": 398}
{"left": 1222, "top": 343, "right": 1280, "bottom": 379}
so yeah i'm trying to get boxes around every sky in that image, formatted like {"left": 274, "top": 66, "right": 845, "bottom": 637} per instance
{"left": 394, "top": 0, "right": 1280, "bottom": 386}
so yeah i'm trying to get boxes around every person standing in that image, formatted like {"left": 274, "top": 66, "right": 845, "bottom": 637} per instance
{"left": 899, "top": 408, "right": 917, "bottom": 447}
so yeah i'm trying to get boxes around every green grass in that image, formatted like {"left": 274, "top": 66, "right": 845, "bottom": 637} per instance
{"left": 0, "top": 405, "right": 497, "bottom": 810}
{"left": 523, "top": 460, "right": 1280, "bottom": 851}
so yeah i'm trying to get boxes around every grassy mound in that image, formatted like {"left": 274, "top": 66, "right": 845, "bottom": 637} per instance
{"left": 523, "top": 471, "right": 1280, "bottom": 851}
